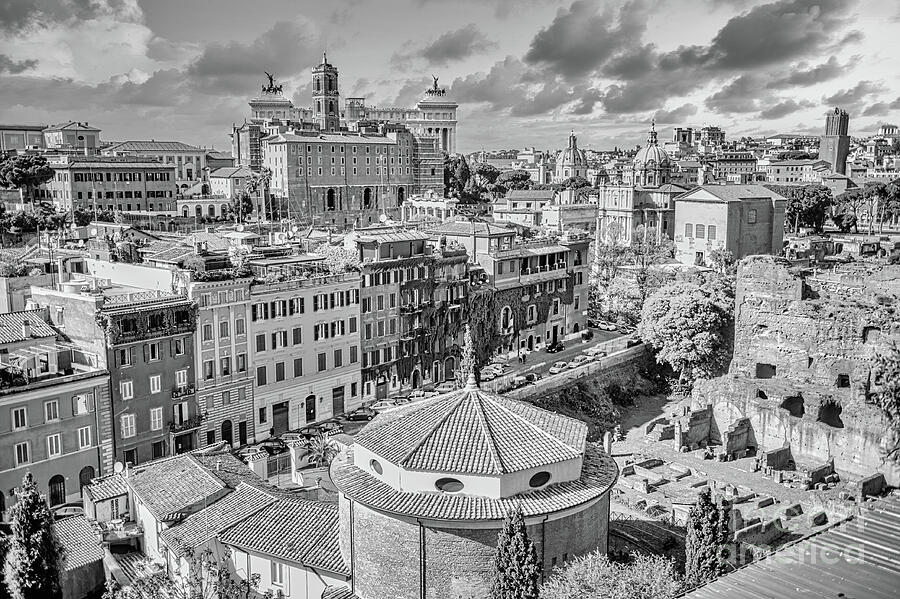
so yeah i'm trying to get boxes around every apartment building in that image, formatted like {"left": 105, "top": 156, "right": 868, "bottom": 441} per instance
{"left": 0, "top": 310, "right": 109, "bottom": 511}
{"left": 103, "top": 140, "right": 209, "bottom": 192}
{"left": 187, "top": 273, "right": 255, "bottom": 449}
{"left": 763, "top": 159, "right": 832, "bottom": 184}
{"left": 248, "top": 257, "right": 362, "bottom": 439}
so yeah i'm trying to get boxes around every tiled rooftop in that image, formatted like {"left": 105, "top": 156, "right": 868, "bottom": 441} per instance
{"left": 105, "top": 140, "right": 202, "bottom": 153}
{"left": 355, "top": 385, "right": 586, "bottom": 475}
{"left": 0, "top": 310, "right": 57, "bottom": 344}
{"left": 56, "top": 516, "right": 103, "bottom": 571}
{"left": 332, "top": 442, "right": 618, "bottom": 521}
{"left": 126, "top": 454, "right": 227, "bottom": 521}
{"left": 219, "top": 497, "right": 347, "bottom": 575}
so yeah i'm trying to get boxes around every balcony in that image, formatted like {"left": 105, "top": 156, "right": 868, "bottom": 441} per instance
{"left": 168, "top": 413, "right": 205, "bottom": 433}
{"left": 520, "top": 266, "right": 571, "bottom": 286}
{"left": 171, "top": 383, "right": 196, "bottom": 398}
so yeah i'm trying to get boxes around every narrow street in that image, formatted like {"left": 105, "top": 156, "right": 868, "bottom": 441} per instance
{"left": 493, "top": 328, "right": 624, "bottom": 380}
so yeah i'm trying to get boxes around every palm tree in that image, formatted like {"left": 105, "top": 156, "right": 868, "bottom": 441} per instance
{"left": 304, "top": 433, "right": 338, "bottom": 467}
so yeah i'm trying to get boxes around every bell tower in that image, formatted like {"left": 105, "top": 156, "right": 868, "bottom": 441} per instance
{"left": 312, "top": 53, "right": 340, "bottom": 132}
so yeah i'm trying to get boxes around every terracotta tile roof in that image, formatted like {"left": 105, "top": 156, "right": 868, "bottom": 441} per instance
{"left": 105, "top": 140, "right": 202, "bottom": 153}
{"left": 86, "top": 474, "right": 128, "bottom": 501}
{"left": 148, "top": 245, "right": 197, "bottom": 264}
{"left": 55, "top": 516, "right": 103, "bottom": 571}
{"left": 160, "top": 483, "right": 277, "bottom": 554}
{"left": 127, "top": 454, "right": 227, "bottom": 521}
{"left": 219, "top": 498, "right": 347, "bottom": 576}
{"left": 322, "top": 586, "right": 357, "bottom": 599}
{"left": 354, "top": 387, "right": 586, "bottom": 475}
{"left": 427, "top": 221, "right": 514, "bottom": 237}
{"left": 331, "top": 443, "right": 617, "bottom": 521}
{"left": 0, "top": 310, "right": 57, "bottom": 344}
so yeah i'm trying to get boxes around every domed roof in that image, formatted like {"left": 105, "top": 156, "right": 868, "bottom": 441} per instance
{"left": 557, "top": 132, "right": 587, "bottom": 167}
{"left": 633, "top": 121, "right": 671, "bottom": 168}
{"left": 353, "top": 375, "right": 585, "bottom": 475}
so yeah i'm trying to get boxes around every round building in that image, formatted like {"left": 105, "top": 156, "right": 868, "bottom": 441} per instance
{"left": 628, "top": 121, "right": 672, "bottom": 187}
{"left": 331, "top": 376, "right": 618, "bottom": 599}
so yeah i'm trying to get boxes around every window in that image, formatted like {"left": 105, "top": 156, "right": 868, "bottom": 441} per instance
{"left": 175, "top": 369, "right": 188, "bottom": 387}
{"left": 219, "top": 321, "right": 229, "bottom": 339}
{"left": 174, "top": 338, "right": 185, "bottom": 355}
{"left": 148, "top": 342, "right": 160, "bottom": 361}
{"left": 748, "top": 208, "right": 757, "bottom": 224}
{"left": 47, "top": 434, "right": 62, "bottom": 457}
{"left": 202, "top": 324, "right": 213, "bottom": 341}
{"left": 14, "top": 442, "right": 29, "bottom": 466}
{"left": 695, "top": 224, "right": 706, "bottom": 239}
{"left": 292, "top": 327, "right": 302, "bottom": 345}
{"left": 350, "top": 345, "right": 358, "bottom": 364}
{"left": 684, "top": 223, "right": 693, "bottom": 238}
{"left": 12, "top": 407, "right": 27, "bottom": 430}
{"left": 78, "top": 426, "right": 91, "bottom": 449}
{"left": 334, "top": 349, "right": 343, "bottom": 368}
{"left": 121, "top": 414, "right": 136, "bottom": 438}
{"left": 237, "top": 354, "right": 247, "bottom": 372}
{"left": 293, "top": 357, "right": 303, "bottom": 377}
{"left": 149, "top": 375, "right": 161, "bottom": 394}
{"left": 44, "top": 399, "right": 59, "bottom": 422}
{"left": 120, "top": 381, "right": 134, "bottom": 400}
{"left": 235, "top": 318, "right": 245, "bottom": 335}
{"left": 271, "top": 561, "right": 284, "bottom": 587}
{"left": 318, "top": 353, "right": 327, "bottom": 372}
{"left": 150, "top": 408, "right": 163, "bottom": 431}
{"left": 119, "top": 348, "right": 133, "bottom": 366}
{"left": 256, "top": 334, "right": 266, "bottom": 352}
{"left": 221, "top": 357, "right": 231, "bottom": 376}
{"left": 257, "top": 366, "right": 267, "bottom": 386}
{"left": 259, "top": 407, "right": 267, "bottom": 423}
{"left": 275, "top": 362, "right": 285, "bottom": 382}
{"left": 349, "top": 317, "right": 357, "bottom": 334}
{"left": 222, "top": 390, "right": 231, "bottom": 405}
{"left": 204, "top": 360, "right": 214, "bottom": 380}
{"left": 708, "top": 225, "right": 717, "bottom": 240}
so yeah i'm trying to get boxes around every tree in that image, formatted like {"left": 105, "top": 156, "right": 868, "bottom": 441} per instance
{"left": 3, "top": 473, "right": 64, "bottom": 599}
{"left": 455, "top": 323, "right": 477, "bottom": 389}
{"left": 315, "top": 243, "right": 361, "bottom": 274}
{"left": 638, "top": 281, "right": 734, "bottom": 384}
{"left": 246, "top": 168, "right": 272, "bottom": 221}
{"left": 863, "top": 181, "right": 888, "bottom": 235}
{"left": 102, "top": 546, "right": 272, "bottom": 599}
{"left": 495, "top": 169, "right": 533, "bottom": 192}
{"left": 491, "top": 507, "right": 540, "bottom": 599}
{"left": 474, "top": 163, "right": 501, "bottom": 186}
{"left": 559, "top": 175, "right": 591, "bottom": 190}
{"left": 73, "top": 208, "right": 94, "bottom": 227}
{"left": 684, "top": 489, "right": 730, "bottom": 589}
{"left": 867, "top": 341, "right": 900, "bottom": 465}
{"left": 228, "top": 194, "right": 253, "bottom": 224}
{"left": 541, "top": 551, "right": 681, "bottom": 599}
{"left": 832, "top": 188, "right": 865, "bottom": 233}
{"left": 0, "top": 155, "right": 54, "bottom": 207}
{"left": 766, "top": 184, "right": 832, "bottom": 234}
{"left": 304, "top": 434, "right": 339, "bottom": 467}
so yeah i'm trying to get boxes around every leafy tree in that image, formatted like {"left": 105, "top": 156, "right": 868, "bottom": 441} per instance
{"left": 707, "top": 248, "right": 736, "bottom": 278}
{"left": 863, "top": 181, "right": 888, "bottom": 235}
{"left": 495, "top": 169, "right": 533, "bottom": 191}
{"left": 73, "top": 208, "right": 94, "bottom": 227}
{"left": 304, "top": 433, "right": 339, "bottom": 467}
{"left": 629, "top": 225, "right": 674, "bottom": 306}
{"left": 832, "top": 188, "right": 865, "bottom": 233}
{"left": 102, "top": 546, "right": 272, "bottom": 599}
{"left": 228, "top": 194, "right": 254, "bottom": 224}
{"left": 541, "top": 551, "right": 681, "bottom": 599}
{"left": 3, "top": 473, "right": 64, "bottom": 599}
{"left": 315, "top": 243, "right": 361, "bottom": 274}
{"left": 867, "top": 341, "right": 900, "bottom": 465}
{"left": 766, "top": 184, "right": 832, "bottom": 233}
{"left": 246, "top": 168, "right": 272, "bottom": 220}
{"left": 0, "top": 155, "right": 54, "bottom": 206}
{"left": 684, "top": 489, "right": 730, "bottom": 589}
{"left": 474, "top": 163, "right": 501, "bottom": 186}
{"left": 638, "top": 280, "right": 733, "bottom": 384}
{"left": 491, "top": 507, "right": 540, "bottom": 599}
{"left": 559, "top": 175, "right": 591, "bottom": 190}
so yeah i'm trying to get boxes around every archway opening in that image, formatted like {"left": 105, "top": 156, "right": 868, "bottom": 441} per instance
{"left": 363, "top": 188, "right": 372, "bottom": 209}
{"left": 326, "top": 188, "right": 336, "bottom": 211}
{"left": 49, "top": 474, "right": 66, "bottom": 506}
{"left": 221, "top": 420, "right": 233, "bottom": 446}
{"left": 79, "top": 466, "right": 95, "bottom": 492}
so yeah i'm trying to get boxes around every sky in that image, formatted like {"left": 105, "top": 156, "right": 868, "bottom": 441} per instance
{"left": 0, "top": 0, "right": 899, "bottom": 153}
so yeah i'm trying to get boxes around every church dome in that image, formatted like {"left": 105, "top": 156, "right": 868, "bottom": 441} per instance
{"left": 632, "top": 121, "right": 670, "bottom": 168}
{"left": 557, "top": 132, "right": 587, "bottom": 167}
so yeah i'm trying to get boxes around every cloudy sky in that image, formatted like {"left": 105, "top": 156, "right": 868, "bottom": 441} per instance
{"left": 1, "top": 0, "right": 898, "bottom": 153}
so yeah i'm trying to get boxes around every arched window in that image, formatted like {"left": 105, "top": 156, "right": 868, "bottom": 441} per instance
{"left": 195, "top": 206, "right": 202, "bottom": 218}
{"left": 221, "top": 420, "right": 233, "bottom": 445}
{"left": 79, "top": 466, "right": 95, "bottom": 491}
{"left": 49, "top": 475, "right": 66, "bottom": 506}
{"left": 500, "top": 306, "right": 512, "bottom": 330}
{"left": 208, "top": 205, "right": 215, "bottom": 218}
{"left": 326, "top": 189, "right": 336, "bottom": 211}
{"left": 363, "top": 188, "right": 372, "bottom": 209}
{"left": 397, "top": 187, "right": 405, "bottom": 205}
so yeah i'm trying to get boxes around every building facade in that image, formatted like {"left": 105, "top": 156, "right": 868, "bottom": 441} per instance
{"left": 43, "top": 121, "right": 102, "bottom": 153}
{"left": 820, "top": 107, "right": 850, "bottom": 175}
{"left": 102, "top": 141, "right": 209, "bottom": 192}
{"left": 763, "top": 159, "right": 832, "bottom": 184}
{"left": 554, "top": 133, "right": 588, "bottom": 183}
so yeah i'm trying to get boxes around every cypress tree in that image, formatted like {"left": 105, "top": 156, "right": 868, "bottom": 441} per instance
{"left": 491, "top": 507, "right": 540, "bottom": 599}
{"left": 3, "top": 473, "right": 64, "bottom": 599}
{"left": 684, "top": 488, "right": 729, "bottom": 589}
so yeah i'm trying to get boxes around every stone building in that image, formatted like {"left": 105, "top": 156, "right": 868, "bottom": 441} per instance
{"left": 102, "top": 140, "right": 209, "bottom": 193}
{"left": 674, "top": 185, "right": 786, "bottom": 266}
{"left": 554, "top": 132, "right": 588, "bottom": 183}
{"left": 689, "top": 256, "right": 900, "bottom": 485}
{"left": 820, "top": 107, "right": 850, "bottom": 175}
{"left": 330, "top": 375, "right": 618, "bottom": 599}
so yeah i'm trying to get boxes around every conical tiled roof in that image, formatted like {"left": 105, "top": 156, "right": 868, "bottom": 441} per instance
{"left": 354, "top": 383, "right": 587, "bottom": 476}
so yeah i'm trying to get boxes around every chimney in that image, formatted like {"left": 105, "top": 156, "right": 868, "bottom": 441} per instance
{"left": 21, "top": 319, "right": 30, "bottom": 339}
{"left": 125, "top": 462, "right": 132, "bottom": 478}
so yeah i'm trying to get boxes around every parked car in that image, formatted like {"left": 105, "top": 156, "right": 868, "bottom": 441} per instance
{"left": 585, "top": 347, "right": 608, "bottom": 358}
{"left": 370, "top": 400, "right": 397, "bottom": 413}
{"left": 524, "top": 372, "right": 541, "bottom": 383}
{"left": 480, "top": 370, "right": 496, "bottom": 382}
{"left": 572, "top": 355, "right": 591, "bottom": 366}
{"left": 567, "top": 360, "right": 581, "bottom": 369}
{"left": 434, "top": 382, "right": 456, "bottom": 393}
{"left": 581, "top": 329, "right": 594, "bottom": 341}
{"left": 492, "top": 354, "right": 510, "bottom": 365}
{"left": 318, "top": 419, "right": 344, "bottom": 435}
{"left": 626, "top": 335, "right": 642, "bottom": 348}
{"left": 347, "top": 406, "right": 377, "bottom": 421}
{"left": 485, "top": 363, "right": 506, "bottom": 375}
{"left": 409, "top": 390, "right": 427, "bottom": 401}
{"left": 512, "top": 375, "right": 528, "bottom": 388}
{"left": 546, "top": 341, "right": 565, "bottom": 353}
{"left": 549, "top": 361, "right": 569, "bottom": 374}
{"left": 52, "top": 502, "right": 84, "bottom": 520}
{"left": 280, "top": 432, "right": 306, "bottom": 444}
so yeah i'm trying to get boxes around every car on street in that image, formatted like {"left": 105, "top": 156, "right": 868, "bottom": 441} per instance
{"left": 546, "top": 341, "right": 565, "bottom": 353}
{"left": 524, "top": 372, "right": 541, "bottom": 383}
{"left": 281, "top": 432, "right": 306, "bottom": 444}
{"left": 549, "top": 361, "right": 569, "bottom": 374}
{"left": 347, "top": 406, "right": 377, "bottom": 421}
{"left": 52, "top": 503, "right": 84, "bottom": 520}
{"left": 480, "top": 369, "right": 496, "bottom": 381}
{"left": 370, "top": 400, "right": 397, "bottom": 413}
{"left": 491, "top": 355, "right": 510, "bottom": 365}
{"left": 572, "top": 355, "right": 592, "bottom": 366}
{"left": 626, "top": 335, "right": 642, "bottom": 348}
{"left": 585, "top": 346, "right": 608, "bottom": 358}
{"left": 434, "top": 381, "right": 456, "bottom": 393}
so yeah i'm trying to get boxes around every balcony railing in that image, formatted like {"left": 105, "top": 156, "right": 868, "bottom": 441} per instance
{"left": 168, "top": 413, "right": 205, "bottom": 433}
{"left": 171, "top": 383, "right": 196, "bottom": 398}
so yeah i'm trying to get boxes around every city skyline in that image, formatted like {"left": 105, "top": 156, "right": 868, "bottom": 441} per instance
{"left": 1, "top": 0, "right": 899, "bottom": 152}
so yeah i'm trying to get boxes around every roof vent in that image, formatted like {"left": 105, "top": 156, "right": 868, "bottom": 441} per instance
{"left": 21, "top": 319, "right": 30, "bottom": 339}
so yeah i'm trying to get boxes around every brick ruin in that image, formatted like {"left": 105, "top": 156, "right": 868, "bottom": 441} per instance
{"left": 687, "top": 256, "right": 900, "bottom": 486}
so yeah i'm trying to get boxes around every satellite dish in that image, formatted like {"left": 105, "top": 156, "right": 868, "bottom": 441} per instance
{"left": 286, "top": 230, "right": 295, "bottom": 239}
{"left": 89, "top": 227, "right": 98, "bottom": 237}
{"left": 290, "top": 225, "right": 298, "bottom": 233}
{"left": 379, "top": 213, "right": 388, "bottom": 223}
{"left": 113, "top": 461, "right": 124, "bottom": 474}
{"left": 236, "top": 224, "right": 245, "bottom": 232}
{"left": 77, "top": 240, "right": 85, "bottom": 247}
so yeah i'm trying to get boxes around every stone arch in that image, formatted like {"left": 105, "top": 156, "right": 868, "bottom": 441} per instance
{"left": 363, "top": 187, "right": 372, "bottom": 209}
{"left": 221, "top": 204, "right": 228, "bottom": 217}
{"left": 499, "top": 305, "right": 512, "bottom": 330}
{"left": 79, "top": 465, "right": 95, "bottom": 491}
{"left": 444, "top": 356, "right": 456, "bottom": 379}
{"left": 221, "top": 420, "right": 234, "bottom": 445}
{"left": 397, "top": 186, "right": 405, "bottom": 205}
{"left": 195, "top": 205, "right": 202, "bottom": 218}
{"left": 412, "top": 369, "right": 421, "bottom": 389}
{"left": 182, "top": 208, "right": 189, "bottom": 218}
{"left": 327, "top": 188, "right": 337, "bottom": 211}
{"left": 49, "top": 474, "right": 66, "bottom": 506}
{"left": 207, "top": 205, "right": 215, "bottom": 218}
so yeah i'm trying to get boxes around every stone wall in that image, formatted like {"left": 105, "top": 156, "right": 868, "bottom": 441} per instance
{"left": 692, "top": 256, "right": 900, "bottom": 485}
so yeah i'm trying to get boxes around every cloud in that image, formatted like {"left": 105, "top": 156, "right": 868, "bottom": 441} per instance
{"left": 524, "top": 0, "right": 650, "bottom": 79}
{"left": 823, "top": 80, "right": 885, "bottom": 106}
{"left": 861, "top": 96, "right": 900, "bottom": 117}
{"left": 653, "top": 103, "right": 698, "bottom": 123}
{"left": 706, "top": 75, "right": 766, "bottom": 113}
{"left": 393, "top": 24, "right": 496, "bottom": 68}
{"left": 0, "top": 54, "right": 37, "bottom": 74}
{"left": 759, "top": 98, "right": 815, "bottom": 119}
{"left": 0, "top": 0, "right": 140, "bottom": 33}
{"left": 766, "top": 56, "right": 845, "bottom": 88}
